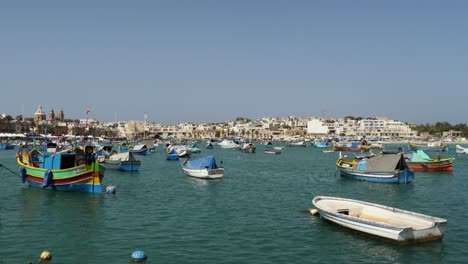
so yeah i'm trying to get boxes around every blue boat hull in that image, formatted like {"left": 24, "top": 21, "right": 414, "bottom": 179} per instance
{"left": 339, "top": 169, "right": 414, "bottom": 184}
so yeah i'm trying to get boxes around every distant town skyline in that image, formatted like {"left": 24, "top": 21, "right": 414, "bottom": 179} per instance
{"left": 1, "top": 2, "right": 467, "bottom": 125}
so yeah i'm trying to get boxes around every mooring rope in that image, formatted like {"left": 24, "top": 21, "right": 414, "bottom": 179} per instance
{"left": 0, "top": 163, "right": 20, "bottom": 176}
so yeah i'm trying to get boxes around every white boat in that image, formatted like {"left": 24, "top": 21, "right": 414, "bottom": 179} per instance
{"left": 312, "top": 196, "right": 447, "bottom": 244}
{"left": 182, "top": 155, "right": 224, "bottom": 179}
{"left": 217, "top": 139, "right": 240, "bottom": 149}
{"left": 456, "top": 145, "right": 468, "bottom": 154}
{"left": 265, "top": 148, "right": 282, "bottom": 155}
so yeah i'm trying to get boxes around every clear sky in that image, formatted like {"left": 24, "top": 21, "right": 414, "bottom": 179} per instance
{"left": 1, "top": 1, "right": 467, "bottom": 125}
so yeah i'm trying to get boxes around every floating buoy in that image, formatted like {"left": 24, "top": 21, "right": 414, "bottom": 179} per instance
{"left": 106, "top": 185, "right": 117, "bottom": 194}
{"left": 40, "top": 250, "right": 52, "bottom": 261}
{"left": 309, "top": 208, "right": 319, "bottom": 216}
{"left": 131, "top": 250, "right": 147, "bottom": 262}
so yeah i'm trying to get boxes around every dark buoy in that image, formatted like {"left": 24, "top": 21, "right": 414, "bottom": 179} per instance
{"left": 131, "top": 250, "right": 147, "bottom": 262}
{"left": 40, "top": 250, "right": 52, "bottom": 261}
{"left": 106, "top": 185, "right": 117, "bottom": 194}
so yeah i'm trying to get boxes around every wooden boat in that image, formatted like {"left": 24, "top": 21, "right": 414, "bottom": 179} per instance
{"left": 336, "top": 152, "right": 414, "bottom": 184}
{"left": 265, "top": 148, "right": 282, "bottom": 155}
{"left": 217, "top": 139, "right": 240, "bottom": 149}
{"left": 456, "top": 145, "right": 468, "bottom": 154}
{"left": 408, "top": 142, "right": 448, "bottom": 152}
{"left": 100, "top": 152, "right": 141, "bottom": 171}
{"left": 16, "top": 145, "right": 105, "bottom": 193}
{"left": 405, "top": 150, "right": 453, "bottom": 171}
{"left": 333, "top": 142, "right": 383, "bottom": 152}
{"left": 130, "top": 144, "right": 151, "bottom": 155}
{"left": 188, "top": 143, "right": 201, "bottom": 153}
{"left": 240, "top": 143, "right": 256, "bottom": 153}
{"left": 287, "top": 140, "right": 307, "bottom": 147}
{"left": 312, "top": 196, "right": 447, "bottom": 244}
{"left": 166, "top": 148, "right": 179, "bottom": 160}
{"left": 313, "top": 141, "right": 331, "bottom": 148}
{"left": 182, "top": 155, "right": 224, "bottom": 179}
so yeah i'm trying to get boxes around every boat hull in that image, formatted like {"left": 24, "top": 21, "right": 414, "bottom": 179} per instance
{"left": 339, "top": 169, "right": 414, "bottom": 184}
{"left": 406, "top": 160, "right": 453, "bottom": 171}
{"left": 312, "top": 196, "right": 447, "bottom": 244}
{"left": 101, "top": 160, "right": 141, "bottom": 171}
{"left": 182, "top": 167, "right": 224, "bottom": 179}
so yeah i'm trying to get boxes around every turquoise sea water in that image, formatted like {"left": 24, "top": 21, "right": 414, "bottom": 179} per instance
{"left": 1, "top": 144, "right": 468, "bottom": 263}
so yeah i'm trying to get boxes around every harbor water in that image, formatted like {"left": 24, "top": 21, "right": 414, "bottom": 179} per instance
{"left": 1, "top": 144, "right": 467, "bottom": 263}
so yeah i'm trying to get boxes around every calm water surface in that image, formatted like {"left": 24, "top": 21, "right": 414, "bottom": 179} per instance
{"left": 1, "top": 144, "right": 468, "bottom": 263}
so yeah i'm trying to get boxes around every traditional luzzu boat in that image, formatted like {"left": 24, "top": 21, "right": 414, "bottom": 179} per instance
{"left": 404, "top": 150, "right": 453, "bottom": 171}
{"left": 312, "top": 196, "right": 447, "bottom": 244}
{"left": 407, "top": 142, "right": 448, "bottom": 153}
{"left": 335, "top": 152, "right": 414, "bottom": 184}
{"left": 333, "top": 142, "right": 383, "bottom": 152}
{"left": 16, "top": 145, "right": 105, "bottom": 192}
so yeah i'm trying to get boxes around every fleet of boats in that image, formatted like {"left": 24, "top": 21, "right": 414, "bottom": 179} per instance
{"left": 5, "top": 135, "right": 463, "bottom": 244}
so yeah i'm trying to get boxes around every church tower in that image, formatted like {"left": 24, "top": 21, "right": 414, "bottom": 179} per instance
{"left": 49, "top": 108, "right": 55, "bottom": 123}
{"left": 34, "top": 104, "right": 46, "bottom": 124}
{"left": 58, "top": 108, "right": 64, "bottom": 122}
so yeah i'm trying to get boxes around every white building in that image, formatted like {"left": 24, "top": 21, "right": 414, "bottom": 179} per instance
{"left": 307, "top": 119, "right": 329, "bottom": 135}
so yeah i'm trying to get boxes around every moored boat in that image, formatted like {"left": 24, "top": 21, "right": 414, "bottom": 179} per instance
{"left": 217, "top": 139, "right": 240, "bottom": 149}
{"left": 182, "top": 155, "right": 224, "bottom": 179}
{"left": 16, "top": 145, "right": 104, "bottom": 192}
{"left": 265, "top": 148, "right": 282, "bottom": 155}
{"left": 240, "top": 142, "right": 256, "bottom": 153}
{"left": 312, "top": 196, "right": 447, "bottom": 244}
{"left": 336, "top": 152, "right": 414, "bottom": 184}
{"left": 408, "top": 142, "right": 448, "bottom": 153}
{"left": 405, "top": 150, "right": 453, "bottom": 171}
{"left": 456, "top": 145, "right": 468, "bottom": 154}
{"left": 130, "top": 144, "right": 151, "bottom": 155}
{"left": 100, "top": 152, "right": 141, "bottom": 171}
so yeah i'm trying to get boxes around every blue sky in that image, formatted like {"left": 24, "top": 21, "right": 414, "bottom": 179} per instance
{"left": 1, "top": 1, "right": 467, "bottom": 124}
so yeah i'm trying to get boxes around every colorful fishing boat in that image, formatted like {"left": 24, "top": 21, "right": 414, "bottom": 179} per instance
{"left": 333, "top": 142, "right": 383, "bottom": 152}
{"left": 336, "top": 152, "right": 414, "bottom": 184}
{"left": 404, "top": 150, "right": 453, "bottom": 171}
{"left": 407, "top": 142, "right": 448, "bottom": 152}
{"left": 16, "top": 145, "right": 105, "bottom": 192}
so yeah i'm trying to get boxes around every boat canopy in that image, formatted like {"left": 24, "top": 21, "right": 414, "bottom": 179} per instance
{"left": 185, "top": 155, "right": 218, "bottom": 170}
{"left": 407, "top": 150, "right": 431, "bottom": 161}
{"left": 109, "top": 152, "right": 137, "bottom": 161}
{"left": 366, "top": 153, "right": 409, "bottom": 172}
{"left": 132, "top": 144, "right": 147, "bottom": 151}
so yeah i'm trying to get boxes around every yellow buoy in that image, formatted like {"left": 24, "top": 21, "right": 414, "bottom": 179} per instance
{"left": 40, "top": 250, "right": 52, "bottom": 261}
{"left": 309, "top": 208, "right": 319, "bottom": 216}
